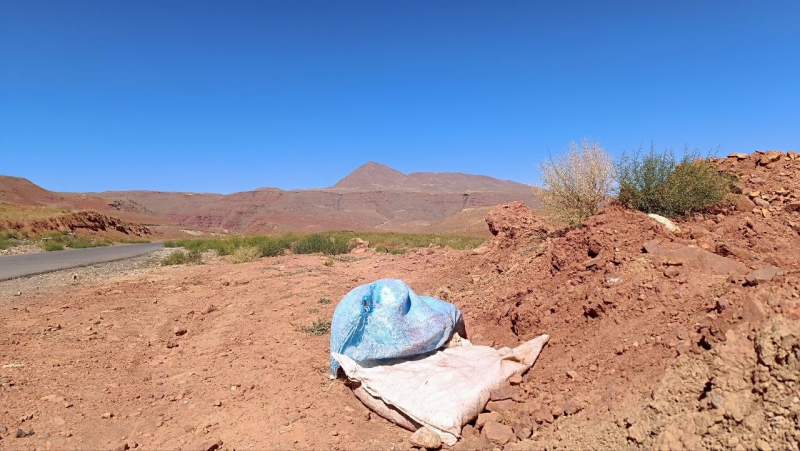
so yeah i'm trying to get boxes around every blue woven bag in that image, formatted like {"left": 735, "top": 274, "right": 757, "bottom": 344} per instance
{"left": 329, "top": 279, "right": 465, "bottom": 376}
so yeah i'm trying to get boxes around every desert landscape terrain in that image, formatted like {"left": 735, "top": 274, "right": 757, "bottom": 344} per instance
{"left": 0, "top": 162, "right": 539, "bottom": 244}
{"left": 1, "top": 151, "right": 799, "bottom": 450}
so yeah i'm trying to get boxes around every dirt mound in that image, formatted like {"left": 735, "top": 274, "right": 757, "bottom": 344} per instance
{"left": 628, "top": 313, "right": 800, "bottom": 450}
{"left": 2, "top": 210, "right": 151, "bottom": 238}
{"left": 407, "top": 151, "right": 800, "bottom": 449}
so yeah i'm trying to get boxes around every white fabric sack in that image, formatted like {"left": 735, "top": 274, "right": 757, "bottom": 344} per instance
{"left": 333, "top": 334, "right": 549, "bottom": 446}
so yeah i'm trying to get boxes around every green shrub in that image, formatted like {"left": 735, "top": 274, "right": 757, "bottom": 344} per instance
{"left": 42, "top": 241, "right": 65, "bottom": 251}
{"left": 535, "top": 138, "right": 616, "bottom": 226}
{"left": 164, "top": 231, "right": 485, "bottom": 258}
{"left": 228, "top": 245, "right": 261, "bottom": 264}
{"left": 617, "top": 145, "right": 733, "bottom": 217}
{"left": 291, "top": 233, "right": 351, "bottom": 255}
{"left": 300, "top": 319, "right": 331, "bottom": 336}
{"left": 161, "top": 249, "right": 203, "bottom": 266}
{"left": 318, "top": 298, "right": 332, "bottom": 305}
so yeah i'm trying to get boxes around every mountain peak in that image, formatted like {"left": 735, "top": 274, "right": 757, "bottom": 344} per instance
{"left": 332, "top": 162, "right": 407, "bottom": 189}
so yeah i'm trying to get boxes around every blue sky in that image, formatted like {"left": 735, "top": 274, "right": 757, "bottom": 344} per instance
{"left": 1, "top": 1, "right": 798, "bottom": 193}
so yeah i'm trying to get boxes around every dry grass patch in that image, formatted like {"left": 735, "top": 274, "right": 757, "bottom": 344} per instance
{"left": 228, "top": 245, "right": 261, "bottom": 264}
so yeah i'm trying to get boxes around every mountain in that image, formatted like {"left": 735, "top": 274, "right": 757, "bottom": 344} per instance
{"left": 332, "top": 162, "right": 531, "bottom": 193}
{"left": 1, "top": 163, "right": 539, "bottom": 236}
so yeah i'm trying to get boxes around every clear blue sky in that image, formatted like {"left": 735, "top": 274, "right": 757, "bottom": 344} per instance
{"left": 1, "top": 1, "right": 798, "bottom": 193}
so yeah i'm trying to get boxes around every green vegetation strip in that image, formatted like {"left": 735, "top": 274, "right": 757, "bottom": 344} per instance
{"left": 164, "top": 231, "right": 485, "bottom": 258}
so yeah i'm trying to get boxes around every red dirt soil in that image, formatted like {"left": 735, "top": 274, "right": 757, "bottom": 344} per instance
{"left": 1, "top": 151, "right": 799, "bottom": 450}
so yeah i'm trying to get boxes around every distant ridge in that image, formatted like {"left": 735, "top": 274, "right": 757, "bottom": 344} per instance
{"left": 332, "top": 162, "right": 530, "bottom": 192}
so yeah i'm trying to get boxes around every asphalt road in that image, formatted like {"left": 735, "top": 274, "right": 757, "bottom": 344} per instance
{"left": 0, "top": 242, "right": 164, "bottom": 282}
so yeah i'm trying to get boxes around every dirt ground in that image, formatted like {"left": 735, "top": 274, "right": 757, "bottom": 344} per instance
{"left": 1, "top": 151, "right": 799, "bottom": 451}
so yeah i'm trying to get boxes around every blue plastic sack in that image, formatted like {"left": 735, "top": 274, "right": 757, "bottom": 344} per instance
{"left": 329, "top": 278, "right": 465, "bottom": 376}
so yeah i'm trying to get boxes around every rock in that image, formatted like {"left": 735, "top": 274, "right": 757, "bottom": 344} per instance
{"left": 627, "top": 422, "right": 648, "bottom": 444}
{"left": 202, "top": 304, "right": 217, "bottom": 315}
{"left": 785, "top": 202, "right": 800, "bottom": 212}
{"left": 490, "top": 386, "right": 517, "bottom": 401}
{"left": 485, "top": 399, "right": 516, "bottom": 413}
{"left": 715, "top": 298, "right": 731, "bottom": 312}
{"left": 728, "top": 153, "right": 749, "bottom": 159}
{"left": 0, "top": 425, "right": 6, "bottom": 433}
{"left": 743, "top": 292, "right": 767, "bottom": 324}
{"left": 735, "top": 196, "right": 757, "bottom": 212}
{"left": 647, "top": 213, "right": 681, "bottom": 233}
{"left": 101, "top": 412, "right": 113, "bottom": 419}
{"left": 198, "top": 439, "right": 223, "bottom": 451}
{"left": 173, "top": 326, "right": 187, "bottom": 336}
{"left": 408, "top": 427, "right": 442, "bottom": 449}
{"left": 566, "top": 370, "right": 582, "bottom": 381}
{"left": 476, "top": 411, "right": 503, "bottom": 429}
{"left": 15, "top": 429, "right": 33, "bottom": 438}
{"left": 166, "top": 341, "right": 178, "bottom": 349}
{"left": 756, "top": 439, "right": 773, "bottom": 451}
{"left": 745, "top": 267, "right": 783, "bottom": 286}
{"left": 758, "top": 151, "right": 784, "bottom": 166}
{"left": 533, "top": 406, "right": 554, "bottom": 424}
{"left": 563, "top": 398, "right": 585, "bottom": 415}
{"left": 514, "top": 425, "right": 532, "bottom": 441}
{"left": 508, "top": 375, "right": 522, "bottom": 385}
{"left": 213, "top": 400, "right": 222, "bottom": 407}
{"left": 663, "top": 266, "right": 681, "bottom": 278}
{"left": 753, "top": 198, "right": 770, "bottom": 208}
{"left": 482, "top": 421, "right": 514, "bottom": 446}
{"left": 112, "top": 443, "right": 130, "bottom": 451}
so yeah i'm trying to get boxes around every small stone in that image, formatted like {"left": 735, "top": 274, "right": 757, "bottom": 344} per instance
{"left": 408, "top": 427, "right": 442, "bottom": 449}
{"left": 514, "top": 425, "right": 532, "bottom": 441}
{"left": 199, "top": 439, "right": 223, "bottom": 451}
{"left": 101, "top": 412, "right": 113, "bottom": 419}
{"left": 663, "top": 267, "right": 681, "bottom": 278}
{"left": 476, "top": 412, "right": 503, "bottom": 429}
{"left": 112, "top": 443, "right": 129, "bottom": 451}
{"left": 0, "top": 425, "right": 7, "bottom": 433}
{"left": 566, "top": 370, "right": 582, "bottom": 381}
{"left": 490, "top": 386, "right": 516, "bottom": 401}
{"left": 202, "top": 304, "right": 218, "bottom": 315}
{"left": 728, "top": 153, "right": 749, "bottom": 159}
{"left": 15, "top": 429, "right": 33, "bottom": 438}
{"left": 173, "top": 326, "right": 187, "bottom": 336}
{"left": 482, "top": 421, "right": 514, "bottom": 446}
{"left": 743, "top": 293, "right": 767, "bottom": 324}
{"left": 533, "top": 406, "right": 554, "bottom": 424}
{"left": 212, "top": 400, "right": 222, "bottom": 407}
{"left": 735, "top": 196, "right": 756, "bottom": 212}
{"left": 753, "top": 198, "right": 770, "bottom": 208}
{"left": 786, "top": 202, "right": 800, "bottom": 213}
{"left": 756, "top": 439, "right": 773, "bottom": 451}
{"left": 485, "top": 399, "right": 516, "bottom": 413}
{"left": 508, "top": 375, "right": 522, "bottom": 385}
{"left": 745, "top": 267, "right": 783, "bottom": 286}
{"left": 166, "top": 341, "right": 178, "bottom": 349}
{"left": 563, "top": 398, "right": 585, "bottom": 415}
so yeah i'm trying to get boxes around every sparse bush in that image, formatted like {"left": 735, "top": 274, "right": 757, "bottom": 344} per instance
{"left": 228, "top": 245, "right": 261, "bottom": 264}
{"left": 40, "top": 232, "right": 112, "bottom": 251}
{"left": 291, "top": 233, "right": 351, "bottom": 255}
{"left": 617, "top": 144, "right": 732, "bottom": 217}
{"left": 535, "top": 138, "right": 615, "bottom": 226}
{"left": 161, "top": 249, "right": 203, "bottom": 266}
{"left": 301, "top": 319, "right": 331, "bottom": 336}
{"left": 42, "top": 241, "right": 65, "bottom": 252}
{"left": 165, "top": 231, "right": 485, "bottom": 258}
{"left": 318, "top": 297, "right": 332, "bottom": 305}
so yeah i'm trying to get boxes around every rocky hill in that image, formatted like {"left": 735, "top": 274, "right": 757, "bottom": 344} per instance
{"left": 98, "top": 162, "right": 538, "bottom": 234}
